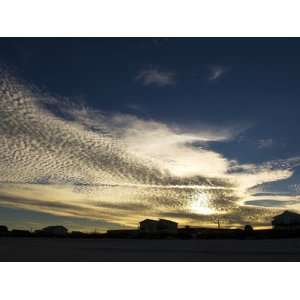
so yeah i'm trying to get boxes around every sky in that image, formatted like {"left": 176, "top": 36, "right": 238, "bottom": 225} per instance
{"left": 1, "top": 38, "right": 300, "bottom": 231}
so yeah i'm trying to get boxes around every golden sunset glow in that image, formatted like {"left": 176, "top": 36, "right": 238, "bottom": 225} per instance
{"left": 190, "top": 192, "right": 215, "bottom": 215}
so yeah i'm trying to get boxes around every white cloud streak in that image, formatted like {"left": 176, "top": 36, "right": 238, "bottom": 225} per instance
{"left": 208, "top": 65, "right": 227, "bottom": 81}
{"left": 257, "top": 138, "right": 274, "bottom": 149}
{"left": 136, "top": 68, "right": 176, "bottom": 86}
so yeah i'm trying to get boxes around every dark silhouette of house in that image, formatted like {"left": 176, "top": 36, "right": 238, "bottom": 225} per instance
{"left": 139, "top": 219, "right": 159, "bottom": 233}
{"left": 0, "top": 225, "right": 8, "bottom": 233}
{"left": 37, "top": 225, "right": 68, "bottom": 236}
{"left": 139, "top": 219, "right": 178, "bottom": 234}
{"left": 157, "top": 219, "right": 178, "bottom": 234}
{"left": 272, "top": 210, "right": 300, "bottom": 230}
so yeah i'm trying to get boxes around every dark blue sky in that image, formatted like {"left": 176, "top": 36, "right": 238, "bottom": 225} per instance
{"left": 1, "top": 38, "right": 299, "bottom": 164}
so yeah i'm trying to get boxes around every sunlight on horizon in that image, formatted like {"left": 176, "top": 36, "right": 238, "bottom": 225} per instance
{"left": 190, "top": 192, "right": 215, "bottom": 215}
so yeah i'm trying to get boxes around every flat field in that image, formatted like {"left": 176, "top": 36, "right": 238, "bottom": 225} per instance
{"left": 1, "top": 237, "right": 300, "bottom": 261}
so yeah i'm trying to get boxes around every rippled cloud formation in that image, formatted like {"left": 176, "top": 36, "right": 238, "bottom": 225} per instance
{"left": 0, "top": 70, "right": 299, "bottom": 229}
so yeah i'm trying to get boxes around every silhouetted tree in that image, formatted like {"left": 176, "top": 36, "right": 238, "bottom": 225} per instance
{"left": 244, "top": 224, "right": 254, "bottom": 232}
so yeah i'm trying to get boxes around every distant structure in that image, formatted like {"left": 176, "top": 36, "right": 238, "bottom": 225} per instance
{"left": 0, "top": 225, "right": 8, "bottom": 233}
{"left": 39, "top": 225, "right": 68, "bottom": 236}
{"left": 139, "top": 219, "right": 159, "bottom": 233}
{"left": 139, "top": 219, "right": 178, "bottom": 234}
{"left": 272, "top": 210, "right": 300, "bottom": 230}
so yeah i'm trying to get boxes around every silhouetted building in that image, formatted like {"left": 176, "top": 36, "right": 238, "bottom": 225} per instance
{"left": 40, "top": 225, "right": 68, "bottom": 236}
{"left": 0, "top": 225, "right": 8, "bottom": 233}
{"left": 139, "top": 219, "right": 159, "bottom": 233}
{"left": 157, "top": 219, "right": 178, "bottom": 234}
{"left": 272, "top": 210, "right": 300, "bottom": 230}
{"left": 139, "top": 219, "right": 178, "bottom": 234}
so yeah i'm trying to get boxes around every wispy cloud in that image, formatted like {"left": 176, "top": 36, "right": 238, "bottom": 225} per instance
{"left": 208, "top": 65, "right": 227, "bottom": 81}
{"left": 136, "top": 68, "right": 176, "bottom": 87}
{"left": 257, "top": 138, "right": 274, "bottom": 149}
{"left": 126, "top": 103, "right": 145, "bottom": 114}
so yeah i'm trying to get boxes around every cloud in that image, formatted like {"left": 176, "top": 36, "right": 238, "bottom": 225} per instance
{"left": 257, "top": 138, "right": 274, "bottom": 149}
{"left": 0, "top": 70, "right": 299, "bottom": 229}
{"left": 228, "top": 163, "right": 293, "bottom": 191}
{"left": 136, "top": 68, "right": 176, "bottom": 86}
{"left": 244, "top": 199, "right": 300, "bottom": 208}
{"left": 102, "top": 113, "right": 238, "bottom": 178}
{"left": 208, "top": 65, "right": 227, "bottom": 81}
{"left": 242, "top": 193, "right": 300, "bottom": 210}
{"left": 126, "top": 103, "right": 145, "bottom": 113}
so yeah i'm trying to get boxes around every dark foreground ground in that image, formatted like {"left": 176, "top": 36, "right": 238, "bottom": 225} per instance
{"left": 2, "top": 238, "right": 300, "bottom": 261}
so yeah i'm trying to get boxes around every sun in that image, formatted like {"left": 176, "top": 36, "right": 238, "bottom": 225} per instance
{"left": 190, "top": 192, "right": 215, "bottom": 215}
